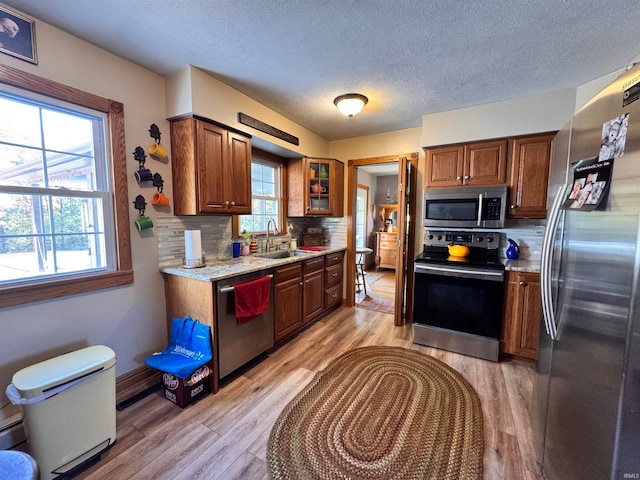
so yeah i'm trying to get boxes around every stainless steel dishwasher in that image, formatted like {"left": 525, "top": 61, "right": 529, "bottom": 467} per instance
{"left": 216, "top": 270, "right": 274, "bottom": 379}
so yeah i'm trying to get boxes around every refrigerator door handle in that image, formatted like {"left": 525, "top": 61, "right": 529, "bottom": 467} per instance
{"left": 541, "top": 183, "right": 569, "bottom": 340}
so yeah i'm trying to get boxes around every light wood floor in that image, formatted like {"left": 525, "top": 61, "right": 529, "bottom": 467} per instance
{"left": 73, "top": 306, "right": 544, "bottom": 480}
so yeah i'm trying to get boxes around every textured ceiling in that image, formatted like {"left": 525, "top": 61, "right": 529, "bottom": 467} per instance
{"left": 6, "top": 0, "right": 640, "bottom": 141}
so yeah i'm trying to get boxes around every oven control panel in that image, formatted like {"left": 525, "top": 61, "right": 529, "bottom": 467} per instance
{"left": 424, "top": 230, "right": 500, "bottom": 249}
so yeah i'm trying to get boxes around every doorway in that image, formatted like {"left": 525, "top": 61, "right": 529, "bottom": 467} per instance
{"left": 354, "top": 167, "right": 396, "bottom": 314}
{"left": 346, "top": 153, "right": 418, "bottom": 326}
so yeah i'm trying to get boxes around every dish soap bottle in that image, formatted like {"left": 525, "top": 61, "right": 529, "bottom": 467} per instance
{"left": 506, "top": 238, "right": 520, "bottom": 260}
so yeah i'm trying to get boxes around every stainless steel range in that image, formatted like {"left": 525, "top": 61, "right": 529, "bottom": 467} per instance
{"left": 412, "top": 230, "right": 505, "bottom": 361}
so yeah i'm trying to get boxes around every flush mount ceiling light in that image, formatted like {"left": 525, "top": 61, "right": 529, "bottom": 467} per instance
{"left": 333, "top": 93, "right": 368, "bottom": 118}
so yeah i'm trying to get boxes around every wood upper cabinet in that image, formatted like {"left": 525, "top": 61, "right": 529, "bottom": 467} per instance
{"left": 274, "top": 263, "right": 303, "bottom": 343}
{"left": 507, "top": 133, "right": 555, "bottom": 218}
{"left": 425, "top": 140, "right": 507, "bottom": 187}
{"left": 170, "top": 115, "right": 252, "bottom": 215}
{"left": 502, "top": 271, "right": 542, "bottom": 360}
{"left": 287, "top": 157, "right": 344, "bottom": 217}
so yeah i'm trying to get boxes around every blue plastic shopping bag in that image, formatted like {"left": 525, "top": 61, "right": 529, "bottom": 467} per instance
{"left": 145, "top": 316, "right": 212, "bottom": 379}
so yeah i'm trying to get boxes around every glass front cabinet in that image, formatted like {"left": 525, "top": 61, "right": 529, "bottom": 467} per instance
{"left": 288, "top": 157, "right": 344, "bottom": 217}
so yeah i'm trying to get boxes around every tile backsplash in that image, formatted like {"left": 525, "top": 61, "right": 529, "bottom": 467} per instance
{"left": 157, "top": 216, "right": 348, "bottom": 267}
{"left": 496, "top": 218, "right": 546, "bottom": 263}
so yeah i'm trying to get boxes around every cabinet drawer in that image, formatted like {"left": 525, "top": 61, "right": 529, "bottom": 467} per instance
{"left": 380, "top": 241, "right": 395, "bottom": 250}
{"left": 325, "top": 263, "right": 342, "bottom": 288}
{"left": 275, "top": 263, "right": 302, "bottom": 283}
{"left": 324, "top": 284, "right": 342, "bottom": 309}
{"left": 379, "top": 233, "right": 397, "bottom": 242}
{"left": 325, "top": 251, "right": 344, "bottom": 266}
{"left": 304, "top": 257, "right": 325, "bottom": 274}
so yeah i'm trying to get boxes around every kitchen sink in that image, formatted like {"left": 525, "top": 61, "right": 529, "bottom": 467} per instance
{"left": 261, "top": 250, "right": 311, "bottom": 259}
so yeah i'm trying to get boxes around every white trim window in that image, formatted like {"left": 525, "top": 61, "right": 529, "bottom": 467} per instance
{"left": 0, "top": 87, "right": 115, "bottom": 286}
{"left": 239, "top": 159, "right": 281, "bottom": 234}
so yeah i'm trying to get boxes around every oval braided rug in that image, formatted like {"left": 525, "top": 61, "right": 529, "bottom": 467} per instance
{"left": 267, "top": 346, "right": 483, "bottom": 480}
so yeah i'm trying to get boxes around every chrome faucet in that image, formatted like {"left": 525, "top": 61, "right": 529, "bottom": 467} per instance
{"left": 266, "top": 219, "right": 278, "bottom": 252}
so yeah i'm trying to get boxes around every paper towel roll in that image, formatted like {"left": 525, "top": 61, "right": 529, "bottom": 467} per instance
{"left": 184, "top": 230, "right": 202, "bottom": 264}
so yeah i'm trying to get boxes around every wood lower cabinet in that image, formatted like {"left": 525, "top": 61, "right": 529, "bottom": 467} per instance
{"left": 274, "top": 263, "right": 303, "bottom": 343}
{"left": 303, "top": 257, "right": 325, "bottom": 324}
{"left": 424, "top": 139, "right": 507, "bottom": 187}
{"left": 170, "top": 115, "right": 252, "bottom": 215}
{"left": 273, "top": 250, "right": 344, "bottom": 344}
{"left": 376, "top": 232, "right": 397, "bottom": 270}
{"left": 507, "top": 133, "right": 555, "bottom": 219}
{"left": 502, "top": 271, "right": 542, "bottom": 360}
{"left": 324, "top": 251, "right": 344, "bottom": 309}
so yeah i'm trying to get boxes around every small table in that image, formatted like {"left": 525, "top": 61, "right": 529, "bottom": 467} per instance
{"left": 355, "top": 247, "right": 373, "bottom": 294}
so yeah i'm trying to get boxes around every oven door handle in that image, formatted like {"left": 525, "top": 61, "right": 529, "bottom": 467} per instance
{"left": 415, "top": 263, "right": 504, "bottom": 281}
{"left": 477, "top": 193, "right": 483, "bottom": 227}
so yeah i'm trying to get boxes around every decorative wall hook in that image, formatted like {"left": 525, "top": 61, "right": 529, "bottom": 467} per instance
{"left": 152, "top": 173, "right": 164, "bottom": 192}
{"left": 149, "top": 124, "right": 161, "bottom": 144}
{"left": 133, "top": 195, "right": 147, "bottom": 216}
{"left": 133, "top": 146, "right": 146, "bottom": 167}
{"left": 133, "top": 146, "right": 153, "bottom": 182}
{"left": 148, "top": 124, "right": 168, "bottom": 159}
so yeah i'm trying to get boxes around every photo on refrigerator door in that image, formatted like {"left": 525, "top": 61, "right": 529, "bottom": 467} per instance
{"left": 599, "top": 113, "right": 629, "bottom": 161}
{"left": 562, "top": 156, "right": 613, "bottom": 211}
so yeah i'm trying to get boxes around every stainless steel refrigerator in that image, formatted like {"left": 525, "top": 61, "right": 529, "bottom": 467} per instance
{"left": 534, "top": 63, "right": 640, "bottom": 479}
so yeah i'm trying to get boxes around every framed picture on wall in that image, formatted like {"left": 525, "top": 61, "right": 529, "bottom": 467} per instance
{"left": 0, "top": 4, "right": 37, "bottom": 64}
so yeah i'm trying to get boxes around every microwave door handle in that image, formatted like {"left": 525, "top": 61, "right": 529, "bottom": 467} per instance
{"left": 477, "top": 193, "right": 483, "bottom": 227}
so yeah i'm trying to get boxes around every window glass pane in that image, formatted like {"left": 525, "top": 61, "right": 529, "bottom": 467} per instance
{"left": 46, "top": 152, "right": 98, "bottom": 190}
{"left": 252, "top": 179, "right": 263, "bottom": 195}
{"left": 41, "top": 109, "right": 95, "bottom": 154}
{"left": 262, "top": 182, "right": 274, "bottom": 196}
{"left": 0, "top": 143, "right": 45, "bottom": 187}
{"left": 251, "top": 163, "right": 262, "bottom": 180}
{"left": 0, "top": 96, "right": 42, "bottom": 148}
{"left": 240, "top": 159, "right": 281, "bottom": 234}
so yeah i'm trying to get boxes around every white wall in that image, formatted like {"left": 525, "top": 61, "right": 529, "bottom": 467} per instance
{"left": 166, "top": 66, "right": 330, "bottom": 159}
{"left": 420, "top": 89, "right": 577, "bottom": 147}
{"left": 0, "top": 20, "right": 171, "bottom": 414}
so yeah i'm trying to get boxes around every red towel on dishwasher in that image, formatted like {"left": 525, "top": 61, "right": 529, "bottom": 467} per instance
{"left": 234, "top": 276, "right": 271, "bottom": 324}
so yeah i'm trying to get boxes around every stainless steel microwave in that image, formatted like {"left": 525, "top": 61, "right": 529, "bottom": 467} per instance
{"left": 423, "top": 185, "right": 507, "bottom": 229}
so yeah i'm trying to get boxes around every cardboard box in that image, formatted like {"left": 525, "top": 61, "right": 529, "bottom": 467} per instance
{"left": 161, "top": 362, "right": 212, "bottom": 408}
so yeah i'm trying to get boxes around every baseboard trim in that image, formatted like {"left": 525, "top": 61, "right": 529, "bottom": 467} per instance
{"left": 115, "top": 365, "right": 160, "bottom": 405}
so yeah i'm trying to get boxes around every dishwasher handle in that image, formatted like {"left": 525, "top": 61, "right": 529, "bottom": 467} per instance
{"left": 219, "top": 274, "right": 273, "bottom": 293}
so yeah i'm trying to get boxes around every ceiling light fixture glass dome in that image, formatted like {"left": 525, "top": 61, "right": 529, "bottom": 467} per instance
{"left": 333, "top": 93, "right": 368, "bottom": 118}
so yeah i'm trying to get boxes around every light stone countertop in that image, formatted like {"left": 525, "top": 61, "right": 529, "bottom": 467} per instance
{"left": 504, "top": 258, "right": 541, "bottom": 273}
{"left": 160, "top": 246, "right": 347, "bottom": 282}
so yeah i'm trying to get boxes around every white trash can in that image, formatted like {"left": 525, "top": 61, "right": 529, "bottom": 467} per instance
{"left": 6, "top": 345, "right": 117, "bottom": 480}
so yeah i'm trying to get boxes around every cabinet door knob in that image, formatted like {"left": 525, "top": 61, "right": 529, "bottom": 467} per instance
{"left": 510, "top": 204, "right": 517, "bottom": 209}
{"left": 230, "top": 201, "right": 236, "bottom": 206}
{"left": 464, "top": 175, "right": 470, "bottom": 179}
{"left": 332, "top": 273, "right": 338, "bottom": 277}
{"left": 225, "top": 200, "right": 230, "bottom": 206}
{"left": 519, "top": 281, "right": 527, "bottom": 286}
{"left": 332, "top": 293, "right": 337, "bottom": 298}
{"left": 456, "top": 176, "right": 462, "bottom": 180}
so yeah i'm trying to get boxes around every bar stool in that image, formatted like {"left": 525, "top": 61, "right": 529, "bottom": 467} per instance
{"left": 355, "top": 248, "right": 372, "bottom": 294}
